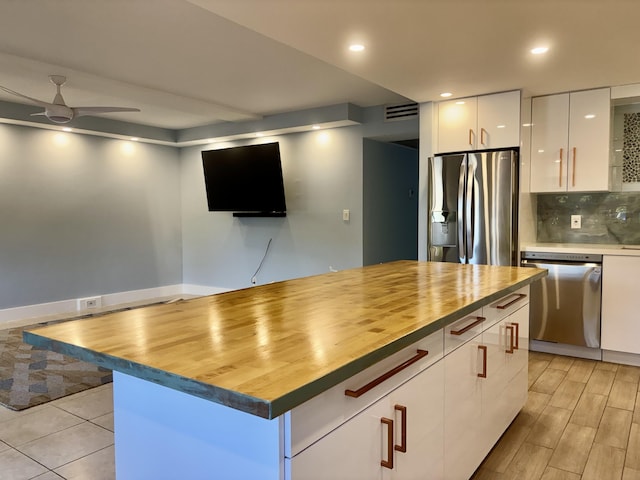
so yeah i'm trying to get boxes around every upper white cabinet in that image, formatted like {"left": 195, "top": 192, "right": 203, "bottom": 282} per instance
{"left": 530, "top": 88, "right": 611, "bottom": 192}
{"left": 436, "top": 90, "right": 520, "bottom": 153}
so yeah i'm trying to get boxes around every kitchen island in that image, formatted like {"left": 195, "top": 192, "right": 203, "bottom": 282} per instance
{"left": 25, "top": 261, "right": 545, "bottom": 479}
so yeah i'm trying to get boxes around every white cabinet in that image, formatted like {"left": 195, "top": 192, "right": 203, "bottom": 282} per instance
{"left": 444, "top": 290, "right": 529, "bottom": 480}
{"left": 286, "top": 360, "right": 445, "bottom": 480}
{"left": 530, "top": 88, "right": 611, "bottom": 192}
{"left": 437, "top": 90, "right": 520, "bottom": 153}
{"left": 443, "top": 334, "right": 483, "bottom": 480}
{"left": 286, "top": 396, "right": 389, "bottom": 480}
{"left": 387, "top": 362, "right": 444, "bottom": 479}
{"left": 602, "top": 255, "right": 640, "bottom": 354}
{"left": 482, "top": 305, "right": 529, "bottom": 446}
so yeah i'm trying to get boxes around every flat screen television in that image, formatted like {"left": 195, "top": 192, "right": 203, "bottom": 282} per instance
{"left": 201, "top": 142, "right": 287, "bottom": 217}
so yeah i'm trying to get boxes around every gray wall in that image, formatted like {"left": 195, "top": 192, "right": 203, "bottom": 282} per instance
{"left": 0, "top": 123, "right": 182, "bottom": 309}
{"left": 181, "top": 127, "right": 364, "bottom": 289}
{"left": 363, "top": 139, "right": 418, "bottom": 265}
{"left": 0, "top": 106, "right": 419, "bottom": 309}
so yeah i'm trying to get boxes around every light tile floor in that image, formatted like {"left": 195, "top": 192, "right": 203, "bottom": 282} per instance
{"left": 0, "top": 383, "right": 114, "bottom": 480}
{"left": 2, "top": 347, "right": 640, "bottom": 479}
{"left": 474, "top": 351, "right": 640, "bottom": 480}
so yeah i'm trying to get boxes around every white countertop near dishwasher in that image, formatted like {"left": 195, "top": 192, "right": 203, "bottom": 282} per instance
{"left": 521, "top": 243, "right": 640, "bottom": 256}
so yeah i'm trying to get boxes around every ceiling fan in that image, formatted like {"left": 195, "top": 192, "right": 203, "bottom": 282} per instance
{"left": 0, "top": 75, "right": 140, "bottom": 124}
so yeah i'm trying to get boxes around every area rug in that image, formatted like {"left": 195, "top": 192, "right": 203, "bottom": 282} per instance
{"left": 0, "top": 302, "right": 168, "bottom": 411}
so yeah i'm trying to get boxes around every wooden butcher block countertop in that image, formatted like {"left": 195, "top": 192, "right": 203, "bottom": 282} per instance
{"left": 24, "top": 261, "right": 546, "bottom": 419}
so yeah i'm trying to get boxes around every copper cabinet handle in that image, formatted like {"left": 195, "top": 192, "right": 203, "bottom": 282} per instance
{"left": 449, "top": 316, "right": 485, "bottom": 336}
{"left": 481, "top": 127, "right": 487, "bottom": 146}
{"left": 381, "top": 417, "right": 394, "bottom": 469}
{"left": 394, "top": 404, "right": 407, "bottom": 453}
{"left": 572, "top": 147, "right": 577, "bottom": 187}
{"left": 559, "top": 147, "right": 563, "bottom": 187}
{"left": 344, "top": 350, "right": 428, "bottom": 398}
{"left": 478, "top": 345, "right": 487, "bottom": 378}
{"left": 511, "top": 322, "right": 519, "bottom": 349}
{"left": 505, "top": 325, "right": 514, "bottom": 354}
{"left": 495, "top": 293, "right": 527, "bottom": 310}
{"left": 469, "top": 129, "right": 474, "bottom": 146}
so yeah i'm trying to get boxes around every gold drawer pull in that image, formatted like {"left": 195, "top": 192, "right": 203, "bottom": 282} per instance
{"left": 395, "top": 404, "right": 407, "bottom": 453}
{"left": 345, "top": 350, "right": 429, "bottom": 398}
{"left": 449, "top": 316, "right": 485, "bottom": 336}
{"left": 506, "top": 325, "right": 515, "bottom": 354}
{"left": 495, "top": 293, "right": 527, "bottom": 310}
{"left": 511, "top": 322, "right": 519, "bottom": 349}
{"left": 478, "top": 345, "right": 487, "bottom": 378}
{"left": 559, "top": 147, "right": 564, "bottom": 187}
{"left": 381, "top": 417, "right": 394, "bottom": 469}
{"left": 571, "top": 147, "right": 577, "bottom": 187}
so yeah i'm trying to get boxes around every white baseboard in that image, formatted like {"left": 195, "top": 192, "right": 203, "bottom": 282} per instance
{"left": 602, "top": 350, "right": 640, "bottom": 367}
{"left": 0, "top": 283, "right": 231, "bottom": 326}
{"left": 181, "top": 284, "right": 232, "bottom": 296}
{"left": 100, "top": 284, "right": 183, "bottom": 308}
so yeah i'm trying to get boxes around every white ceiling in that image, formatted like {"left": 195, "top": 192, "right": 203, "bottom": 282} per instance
{"left": 0, "top": 0, "right": 638, "bottom": 130}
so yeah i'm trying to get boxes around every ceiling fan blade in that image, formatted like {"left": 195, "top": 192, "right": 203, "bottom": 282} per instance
{"left": 0, "top": 85, "right": 51, "bottom": 108}
{"left": 73, "top": 106, "right": 141, "bottom": 117}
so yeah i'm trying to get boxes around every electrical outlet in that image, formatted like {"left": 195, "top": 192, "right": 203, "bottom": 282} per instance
{"left": 571, "top": 215, "right": 582, "bottom": 229}
{"left": 77, "top": 296, "right": 102, "bottom": 310}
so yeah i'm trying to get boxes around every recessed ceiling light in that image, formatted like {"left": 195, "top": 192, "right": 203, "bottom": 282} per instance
{"left": 496, "top": 125, "right": 506, "bottom": 129}
{"left": 349, "top": 44, "right": 365, "bottom": 52}
{"left": 584, "top": 114, "right": 596, "bottom": 119}
{"left": 130, "top": 137, "right": 139, "bottom": 141}
{"left": 455, "top": 101, "right": 465, "bottom": 105}
{"left": 440, "top": 92, "right": 453, "bottom": 98}
{"left": 530, "top": 46, "right": 549, "bottom": 55}
{"left": 62, "top": 127, "right": 72, "bottom": 132}
{"left": 312, "top": 125, "right": 320, "bottom": 130}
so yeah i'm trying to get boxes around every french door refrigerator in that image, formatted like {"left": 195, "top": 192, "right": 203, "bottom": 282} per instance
{"left": 428, "top": 149, "right": 518, "bottom": 266}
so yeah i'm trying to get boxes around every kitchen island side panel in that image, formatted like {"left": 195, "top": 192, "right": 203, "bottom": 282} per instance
{"left": 113, "top": 372, "right": 283, "bottom": 480}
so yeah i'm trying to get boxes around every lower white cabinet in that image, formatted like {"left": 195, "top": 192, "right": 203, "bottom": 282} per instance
{"left": 286, "top": 360, "right": 445, "bottom": 480}
{"left": 444, "top": 302, "right": 529, "bottom": 480}
{"left": 443, "top": 336, "right": 483, "bottom": 480}
{"left": 287, "top": 293, "right": 530, "bottom": 480}
{"left": 602, "top": 255, "right": 640, "bottom": 354}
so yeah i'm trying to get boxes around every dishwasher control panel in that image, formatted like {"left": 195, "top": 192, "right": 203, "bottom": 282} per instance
{"left": 521, "top": 251, "right": 603, "bottom": 263}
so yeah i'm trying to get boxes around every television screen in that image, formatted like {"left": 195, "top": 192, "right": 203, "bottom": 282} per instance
{"left": 201, "top": 142, "right": 287, "bottom": 215}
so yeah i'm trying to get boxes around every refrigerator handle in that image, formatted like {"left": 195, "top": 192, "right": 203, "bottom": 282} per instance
{"left": 457, "top": 162, "right": 466, "bottom": 263}
{"left": 466, "top": 159, "right": 475, "bottom": 262}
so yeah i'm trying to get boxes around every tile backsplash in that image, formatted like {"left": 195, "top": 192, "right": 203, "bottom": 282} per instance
{"left": 537, "top": 192, "right": 640, "bottom": 244}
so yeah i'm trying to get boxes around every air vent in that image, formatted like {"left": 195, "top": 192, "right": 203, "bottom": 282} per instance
{"left": 384, "top": 102, "right": 419, "bottom": 121}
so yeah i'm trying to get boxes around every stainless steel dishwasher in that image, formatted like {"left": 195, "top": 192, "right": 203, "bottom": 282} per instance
{"left": 521, "top": 251, "right": 602, "bottom": 350}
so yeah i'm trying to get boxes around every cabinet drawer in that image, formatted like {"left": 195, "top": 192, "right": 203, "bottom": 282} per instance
{"left": 444, "top": 308, "right": 484, "bottom": 355}
{"left": 283, "top": 328, "right": 443, "bottom": 458}
{"left": 482, "top": 286, "right": 530, "bottom": 328}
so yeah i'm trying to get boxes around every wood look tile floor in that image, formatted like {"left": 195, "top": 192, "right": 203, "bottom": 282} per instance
{"left": 2, "top": 350, "right": 640, "bottom": 479}
{"left": 473, "top": 351, "right": 640, "bottom": 480}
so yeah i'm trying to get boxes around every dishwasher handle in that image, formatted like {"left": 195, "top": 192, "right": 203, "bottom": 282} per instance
{"left": 521, "top": 258, "right": 602, "bottom": 268}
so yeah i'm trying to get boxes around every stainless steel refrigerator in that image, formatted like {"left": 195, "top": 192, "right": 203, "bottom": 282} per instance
{"left": 428, "top": 149, "right": 518, "bottom": 266}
